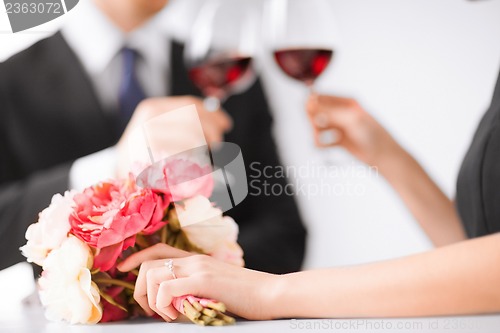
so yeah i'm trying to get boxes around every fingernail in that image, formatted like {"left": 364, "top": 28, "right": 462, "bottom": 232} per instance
{"left": 314, "top": 113, "right": 329, "bottom": 128}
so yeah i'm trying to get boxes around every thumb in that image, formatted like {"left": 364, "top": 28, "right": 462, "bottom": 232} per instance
{"left": 306, "top": 93, "right": 320, "bottom": 116}
{"left": 217, "top": 109, "right": 233, "bottom": 132}
{"left": 156, "top": 278, "right": 205, "bottom": 315}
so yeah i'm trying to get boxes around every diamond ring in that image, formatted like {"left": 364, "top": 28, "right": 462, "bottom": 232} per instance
{"left": 165, "top": 259, "right": 177, "bottom": 279}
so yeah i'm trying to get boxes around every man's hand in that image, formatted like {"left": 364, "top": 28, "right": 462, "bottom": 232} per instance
{"left": 116, "top": 96, "right": 232, "bottom": 178}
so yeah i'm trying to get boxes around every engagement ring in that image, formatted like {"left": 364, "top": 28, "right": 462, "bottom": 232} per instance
{"left": 165, "top": 259, "right": 177, "bottom": 279}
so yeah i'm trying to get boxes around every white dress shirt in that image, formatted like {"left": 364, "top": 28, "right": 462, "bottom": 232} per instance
{"left": 63, "top": 0, "right": 170, "bottom": 190}
{"left": 62, "top": 0, "right": 169, "bottom": 112}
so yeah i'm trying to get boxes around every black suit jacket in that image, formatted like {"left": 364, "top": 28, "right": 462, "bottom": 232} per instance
{"left": 0, "top": 32, "right": 306, "bottom": 273}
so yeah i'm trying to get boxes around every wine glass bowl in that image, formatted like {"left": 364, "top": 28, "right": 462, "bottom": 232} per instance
{"left": 273, "top": 48, "right": 333, "bottom": 86}
{"left": 266, "top": 0, "right": 338, "bottom": 89}
{"left": 188, "top": 55, "right": 253, "bottom": 110}
{"left": 185, "top": 0, "right": 258, "bottom": 111}
{"left": 265, "top": 0, "right": 340, "bottom": 158}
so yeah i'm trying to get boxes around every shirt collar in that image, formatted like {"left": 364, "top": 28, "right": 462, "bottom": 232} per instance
{"left": 61, "top": 1, "right": 168, "bottom": 76}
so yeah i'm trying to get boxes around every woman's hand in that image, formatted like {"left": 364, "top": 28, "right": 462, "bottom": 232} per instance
{"left": 117, "top": 244, "right": 278, "bottom": 321}
{"left": 307, "top": 94, "right": 465, "bottom": 245}
{"left": 307, "top": 94, "right": 402, "bottom": 168}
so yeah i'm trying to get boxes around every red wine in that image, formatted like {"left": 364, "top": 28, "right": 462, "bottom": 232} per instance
{"left": 189, "top": 56, "right": 253, "bottom": 98}
{"left": 274, "top": 48, "right": 333, "bottom": 84}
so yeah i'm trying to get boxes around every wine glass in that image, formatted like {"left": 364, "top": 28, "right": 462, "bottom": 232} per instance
{"left": 265, "top": 0, "right": 340, "bottom": 159}
{"left": 185, "top": 0, "right": 258, "bottom": 112}
{"left": 266, "top": 0, "right": 338, "bottom": 90}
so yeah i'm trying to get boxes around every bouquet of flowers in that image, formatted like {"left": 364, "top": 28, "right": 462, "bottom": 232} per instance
{"left": 20, "top": 158, "right": 243, "bottom": 326}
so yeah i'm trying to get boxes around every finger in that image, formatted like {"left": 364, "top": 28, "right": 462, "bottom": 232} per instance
{"left": 117, "top": 244, "right": 190, "bottom": 272}
{"left": 155, "top": 282, "right": 180, "bottom": 321}
{"left": 133, "top": 261, "right": 159, "bottom": 316}
{"left": 306, "top": 93, "right": 320, "bottom": 116}
{"left": 146, "top": 266, "right": 177, "bottom": 321}
{"left": 214, "top": 110, "right": 233, "bottom": 132}
{"left": 133, "top": 259, "right": 181, "bottom": 318}
{"left": 312, "top": 112, "right": 330, "bottom": 129}
{"left": 156, "top": 278, "right": 203, "bottom": 317}
{"left": 203, "top": 125, "right": 224, "bottom": 144}
{"left": 309, "top": 106, "right": 358, "bottom": 133}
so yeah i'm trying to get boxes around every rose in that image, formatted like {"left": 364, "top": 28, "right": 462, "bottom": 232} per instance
{"left": 177, "top": 196, "right": 244, "bottom": 267}
{"left": 69, "top": 178, "right": 167, "bottom": 271}
{"left": 38, "top": 236, "right": 102, "bottom": 324}
{"left": 20, "top": 190, "right": 76, "bottom": 266}
{"left": 137, "top": 158, "right": 214, "bottom": 201}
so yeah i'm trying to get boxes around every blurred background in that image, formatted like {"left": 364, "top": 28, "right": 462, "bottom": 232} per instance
{"left": 1, "top": 0, "right": 500, "bottom": 311}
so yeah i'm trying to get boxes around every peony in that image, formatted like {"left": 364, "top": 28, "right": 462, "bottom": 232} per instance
{"left": 20, "top": 190, "right": 76, "bottom": 266}
{"left": 38, "top": 236, "right": 102, "bottom": 324}
{"left": 69, "top": 178, "right": 166, "bottom": 271}
{"left": 137, "top": 158, "right": 214, "bottom": 201}
{"left": 178, "top": 196, "right": 244, "bottom": 267}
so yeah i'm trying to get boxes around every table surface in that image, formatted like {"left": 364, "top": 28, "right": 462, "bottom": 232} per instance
{"left": 2, "top": 303, "right": 500, "bottom": 333}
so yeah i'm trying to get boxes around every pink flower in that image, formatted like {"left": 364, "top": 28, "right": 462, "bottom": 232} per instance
{"left": 137, "top": 158, "right": 214, "bottom": 201}
{"left": 69, "top": 177, "right": 167, "bottom": 271}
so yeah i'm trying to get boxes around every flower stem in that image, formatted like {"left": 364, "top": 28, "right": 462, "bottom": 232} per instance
{"left": 99, "top": 290, "right": 128, "bottom": 313}
{"left": 160, "top": 225, "right": 167, "bottom": 244}
{"left": 94, "top": 278, "right": 135, "bottom": 291}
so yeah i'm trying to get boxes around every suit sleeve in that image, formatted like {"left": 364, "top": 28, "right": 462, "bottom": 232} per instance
{"left": 0, "top": 85, "right": 71, "bottom": 271}
{"left": 236, "top": 140, "right": 307, "bottom": 274}
{"left": 224, "top": 97, "right": 307, "bottom": 274}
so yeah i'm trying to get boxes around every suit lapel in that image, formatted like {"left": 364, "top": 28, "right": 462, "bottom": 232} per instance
{"left": 47, "top": 32, "right": 119, "bottom": 144}
{"left": 170, "top": 40, "right": 202, "bottom": 97}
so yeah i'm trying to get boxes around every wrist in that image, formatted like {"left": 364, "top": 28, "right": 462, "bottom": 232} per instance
{"left": 261, "top": 273, "right": 298, "bottom": 320}
{"left": 260, "top": 273, "right": 289, "bottom": 319}
{"left": 374, "top": 140, "right": 412, "bottom": 176}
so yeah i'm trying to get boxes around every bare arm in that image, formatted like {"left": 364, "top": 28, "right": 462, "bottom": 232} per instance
{"left": 378, "top": 144, "right": 465, "bottom": 246}
{"left": 272, "top": 233, "right": 500, "bottom": 318}
{"left": 307, "top": 95, "right": 465, "bottom": 246}
{"left": 119, "top": 234, "right": 500, "bottom": 320}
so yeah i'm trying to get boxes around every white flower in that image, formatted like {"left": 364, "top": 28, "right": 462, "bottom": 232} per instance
{"left": 20, "top": 191, "right": 76, "bottom": 266}
{"left": 38, "top": 236, "right": 102, "bottom": 324}
{"left": 210, "top": 231, "right": 245, "bottom": 267}
{"left": 177, "top": 196, "right": 244, "bottom": 266}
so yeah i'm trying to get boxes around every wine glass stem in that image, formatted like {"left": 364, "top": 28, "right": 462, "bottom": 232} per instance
{"left": 203, "top": 96, "right": 221, "bottom": 112}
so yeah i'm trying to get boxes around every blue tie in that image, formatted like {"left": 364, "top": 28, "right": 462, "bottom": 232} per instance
{"left": 118, "top": 47, "right": 146, "bottom": 134}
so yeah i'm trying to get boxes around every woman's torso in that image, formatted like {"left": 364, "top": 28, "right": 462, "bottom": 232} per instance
{"left": 456, "top": 69, "right": 500, "bottom": 237}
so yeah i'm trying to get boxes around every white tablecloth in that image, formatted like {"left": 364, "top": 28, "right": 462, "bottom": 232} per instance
{"left": 3, "top": 304, "right": 500, "bottom": 333}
